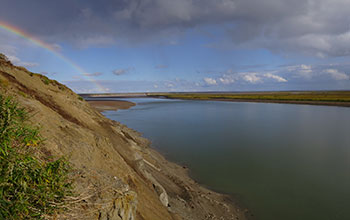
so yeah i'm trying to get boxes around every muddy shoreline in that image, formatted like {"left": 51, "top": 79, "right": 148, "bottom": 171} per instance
{"left": 87, "top": 100, "right": 136, "bottom": 112}
{"left": 118, "top": 124, "right": 250, "bottom": 220}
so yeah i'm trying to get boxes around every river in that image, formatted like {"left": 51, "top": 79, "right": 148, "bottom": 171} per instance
{"left": 102, "top": 98, "right": 350, "bottom": 220}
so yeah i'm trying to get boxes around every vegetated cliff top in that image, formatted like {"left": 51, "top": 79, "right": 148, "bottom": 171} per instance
{"left": 0, "top": 54, "right": 247, "bottom": 220}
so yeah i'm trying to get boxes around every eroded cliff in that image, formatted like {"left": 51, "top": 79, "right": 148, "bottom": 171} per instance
{"left": 0, "top": 54, "right": 246, "bottom": 220}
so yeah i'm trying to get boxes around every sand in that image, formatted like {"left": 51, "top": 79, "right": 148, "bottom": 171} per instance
{"left": 87, "top": 100, "right": 136, "bottom": 112}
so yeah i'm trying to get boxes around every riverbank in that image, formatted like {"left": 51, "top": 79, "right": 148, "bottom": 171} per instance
{"left": 205, "top": 98, "right": 350, "bottom": 107}
{"left": 129, "top": 128, "right": 250, "bottom": 220}
{"left": 87, "top": 100, "right": 136, "bottom": 112}
{"left": 148, "top": 91, "right": 350, "bottom": 107}
{"left": 105, "top": 98, "right": 350, "bottom": 220}
{"left": 81, "top": 91, "right": 350, "bottom": 108}
{"left": 87, "top": 99, "right": 249, "bottom": 219}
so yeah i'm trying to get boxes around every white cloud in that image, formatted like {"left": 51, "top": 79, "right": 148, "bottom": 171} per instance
{"left": 287, "top": 64, "right": 313, "bottom": 79}
{"left": 40, "top": 72, "right": 57, "bottom": 76}
{"left": 0, "top": 44, "right": 17, "bottom": 55}
{"left": 299, "top": 64, "right": 313, "bottom": 78}
{"left": 203, "top": 77, "right": 217, "bottom": 85}
{"left": 264, "top": 73, "right": 287, "bottom": 82}
{"left": 218, "top": 75, "right": 235, "bottom": 84}
{"left": 18, "top": 61, "right": 38, "bottom": 68}
{"left": 203, "top": 70, "right": 285, "bottom": 86}
{"left": 166, "top": 83, "right": 174, "bottom": 88}
{"left": 74, "top": 87, "right": 110, "bottom": 93}
{"left": 241, "top": 73, "right": 261, "bottom": 83}
{"left": 7, "top": 55, "right": 38, "bottom": 67}
{"left": 324, "top": 69, "right": 349, "bottom": 80}
{"left": 218, "top": 78, "right": 231, "bottom": 84}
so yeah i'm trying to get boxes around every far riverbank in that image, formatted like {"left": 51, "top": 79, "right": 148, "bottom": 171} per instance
{"left": 148, "top": 91, "right": 350, "bottom": 107}
{"left": 82, "top": 91, "right": 350, "bottom": 108}
{"left": 167, "top": 98, "right": 350, "bottom": 107}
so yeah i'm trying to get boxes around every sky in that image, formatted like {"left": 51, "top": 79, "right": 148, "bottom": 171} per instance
{"left": 0, "top": 0, "right": 350, "bottom": 93}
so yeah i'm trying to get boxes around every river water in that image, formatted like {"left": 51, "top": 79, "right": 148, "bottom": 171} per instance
{"left": 102, "top": 98, "right": 350, "bottom": 220}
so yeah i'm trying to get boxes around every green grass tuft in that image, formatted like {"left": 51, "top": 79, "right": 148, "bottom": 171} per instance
{"left": 0, "top": 94, "right": 72, "bottom": 219}
{"left": 41, "top": 77, "right": 51, "bottom": 85}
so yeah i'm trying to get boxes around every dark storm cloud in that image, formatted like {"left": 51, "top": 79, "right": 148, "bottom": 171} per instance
{"left": 1, "top": 0, "right": 350, "bottom": 56}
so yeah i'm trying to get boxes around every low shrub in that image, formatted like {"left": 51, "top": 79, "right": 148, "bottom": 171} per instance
{"left": 0, "top": 94, "right": 72, "bottom": 219}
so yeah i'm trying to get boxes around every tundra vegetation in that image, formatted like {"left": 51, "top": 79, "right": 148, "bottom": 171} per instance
{"left": 150, "top": 91, "right": 350, "bottom": 103}
{"left": 0, "top": 94, "right": 72, "bottom": 219}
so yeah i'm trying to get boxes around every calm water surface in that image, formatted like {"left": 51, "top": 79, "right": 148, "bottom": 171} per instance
{"left": 102, "top": 98, "right": 350, "bottom": 220}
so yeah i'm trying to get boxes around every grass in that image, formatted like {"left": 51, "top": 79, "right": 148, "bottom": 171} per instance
{"left": 41, "top": 77, "right": 51, "bottom": 85}
{"left": 0, "top": 94, "right": 72, "bottom": 219}
{"left": 150, "top": 91, "right": 350, "bottom": 103}
{"left": 77, "top": 96, "right": 84, "bottom": 101}
{"left": 23, "top": 70, "right": 67, "bottom": 91}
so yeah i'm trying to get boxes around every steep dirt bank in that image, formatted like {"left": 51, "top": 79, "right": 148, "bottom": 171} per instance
{"left": 0, "top": 54, "right": 247, "bottom": 220}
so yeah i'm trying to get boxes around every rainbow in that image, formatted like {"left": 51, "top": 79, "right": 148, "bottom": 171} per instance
{"left": 0, "top": 21, "right": 107, "bottom": 92}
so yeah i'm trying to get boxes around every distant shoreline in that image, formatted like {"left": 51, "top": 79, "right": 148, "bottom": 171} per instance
{"left": 147, "top": 91, "right": 350, "bottom": 108}
{"left": 82, "top": 91, "right": 350, "bottom": 108}
{"left": 87, "top": 100, "right": 136, "bottom": 112}
{"left": 165, "top": 98, "right": 350, "bottom": 107}
{"left": 86, "top": 97, "right": 350, "bottom": 108}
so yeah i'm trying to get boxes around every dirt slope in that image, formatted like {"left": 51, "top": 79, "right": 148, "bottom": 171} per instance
{"left": 0, "top": 54, "right": 247, "bottom": 220}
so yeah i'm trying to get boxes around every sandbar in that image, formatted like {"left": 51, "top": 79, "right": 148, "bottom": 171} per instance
{"left": 88, "top": 100, "right": 136, "bottom": 112}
